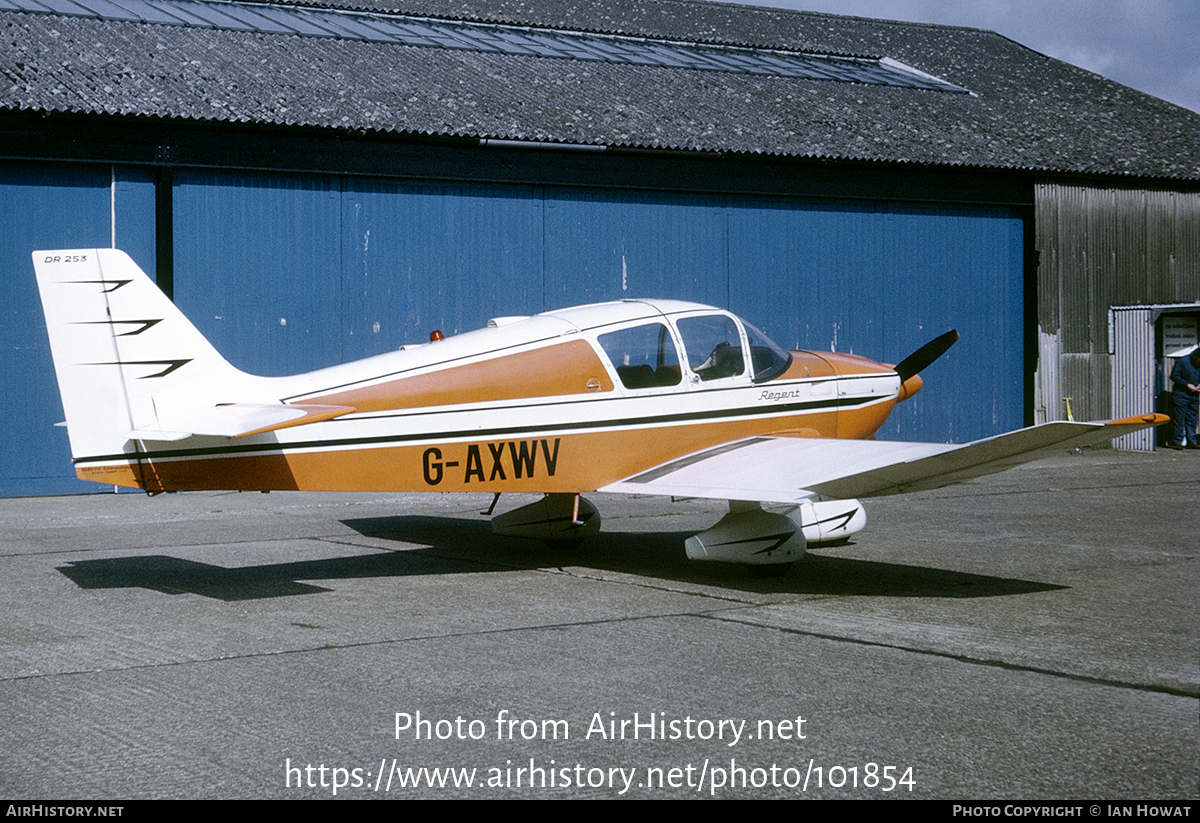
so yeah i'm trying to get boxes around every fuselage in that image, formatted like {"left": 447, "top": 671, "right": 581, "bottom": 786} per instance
{"left": 76, "top": 299, "right": 907, "bottom": 493}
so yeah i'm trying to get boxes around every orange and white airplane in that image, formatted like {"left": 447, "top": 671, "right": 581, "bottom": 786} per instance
{"left": 33, "top": 249, "right": 1165, "bottom": 568}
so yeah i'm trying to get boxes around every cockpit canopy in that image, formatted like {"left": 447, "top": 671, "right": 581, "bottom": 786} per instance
{"left": 593, "top": 309, "right": 791, "bottom": 391}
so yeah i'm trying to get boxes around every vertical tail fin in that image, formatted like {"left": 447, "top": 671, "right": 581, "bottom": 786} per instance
{"left": 32, "top": 249, "right": 242, "bottom": 462}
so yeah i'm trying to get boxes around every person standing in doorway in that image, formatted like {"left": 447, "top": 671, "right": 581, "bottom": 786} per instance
{"left": 1169, "top": 347, "right": 1200, "bottom": 449}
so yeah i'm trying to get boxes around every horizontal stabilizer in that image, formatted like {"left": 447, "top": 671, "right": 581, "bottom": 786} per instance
{"left": 601, "top": 414, "right": 1169, "bottom": 503}
{"left": 130, "top": 403, "right": 355, "bottom": 441}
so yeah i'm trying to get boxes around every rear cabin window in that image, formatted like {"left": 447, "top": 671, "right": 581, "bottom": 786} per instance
{"left": 597, "top": 323, "right": 683, "bottom": 390}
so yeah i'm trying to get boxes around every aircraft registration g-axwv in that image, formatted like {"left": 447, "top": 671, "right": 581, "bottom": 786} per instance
{"left": 33, "top": 249, "right": 1166, "bottom": 568}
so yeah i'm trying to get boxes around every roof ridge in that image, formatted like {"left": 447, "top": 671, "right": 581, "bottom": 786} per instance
{"left": 250, "top": 0, "right": 1007, "bottom": 43}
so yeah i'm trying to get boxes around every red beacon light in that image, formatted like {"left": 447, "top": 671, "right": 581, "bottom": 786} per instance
{"left": 429, "top": 329, "right": 444, "bottom": 342}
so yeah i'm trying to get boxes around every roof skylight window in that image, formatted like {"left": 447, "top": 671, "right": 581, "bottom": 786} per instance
{"left": 6, "top": 0, "right": 970, "bottom": 92}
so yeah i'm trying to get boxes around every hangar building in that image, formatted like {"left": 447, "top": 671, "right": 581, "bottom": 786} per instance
{"left": 2, "top": 0, "right": 1198, "bottom": 494}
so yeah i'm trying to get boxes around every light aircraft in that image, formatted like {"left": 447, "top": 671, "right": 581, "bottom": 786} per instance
{"left": 33, "top": 249, "right": 1165, "bottom": 568}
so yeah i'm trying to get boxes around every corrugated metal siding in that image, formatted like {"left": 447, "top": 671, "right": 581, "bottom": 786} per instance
{"left": 1110, "top": 307, "right": 1155, "bottom": 451}
{"left": 0, "top": 163, "right": 145, "bottom": 495}
{"left": 1035, "top": 183, "right": 1200, "bottom": 436}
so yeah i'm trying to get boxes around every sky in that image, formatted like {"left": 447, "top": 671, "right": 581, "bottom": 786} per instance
{"left": 734, "top": 0, "right": 1200, "bottom": 114}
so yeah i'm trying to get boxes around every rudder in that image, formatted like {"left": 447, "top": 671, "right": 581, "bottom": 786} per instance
{"left": 32, "top": 249, "right": 242, "bottom": 467}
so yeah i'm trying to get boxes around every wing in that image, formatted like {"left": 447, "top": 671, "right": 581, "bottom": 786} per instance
{"left": 600, "top": 414, "right": 1168, "bottom": 503}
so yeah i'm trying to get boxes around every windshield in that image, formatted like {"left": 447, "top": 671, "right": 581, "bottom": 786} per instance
{"left": 742, "top": 319, "right": 792, "bottom": 383}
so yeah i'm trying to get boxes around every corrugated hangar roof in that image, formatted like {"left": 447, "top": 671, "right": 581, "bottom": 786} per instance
{"left": 1, "top": 0, "right": 1198, "bottom": 179}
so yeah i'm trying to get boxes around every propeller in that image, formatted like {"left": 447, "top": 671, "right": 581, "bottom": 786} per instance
{"left": 894, "top": 329, "right": 959, "bottom": 383}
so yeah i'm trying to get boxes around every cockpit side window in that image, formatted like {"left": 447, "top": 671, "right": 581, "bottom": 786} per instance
{"left": 596, "top": 322, "right": 683, "bottom": 390}
{"left": 676, "top": 314, "right": 746, "bottom": 382}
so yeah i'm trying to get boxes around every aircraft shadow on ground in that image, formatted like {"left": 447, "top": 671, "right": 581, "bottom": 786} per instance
{"left": 55, "top": 514, "right": 1065, "bottom": 601}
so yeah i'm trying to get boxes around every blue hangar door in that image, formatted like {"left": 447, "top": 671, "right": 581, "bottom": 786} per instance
{"left": 3, "top": 169, "right": 1023, "bottom": 496}
{"left": 171, "top": 171, "right": 1024, "bottom": 444}
{"left": 538, "top": 189, "right": 1024, "bottom": 443}
{"left": 171, "top": 173, "right": 548, "bottom": 375}
{"left": 0, "top": 164, "right": 156, "bottom": 496}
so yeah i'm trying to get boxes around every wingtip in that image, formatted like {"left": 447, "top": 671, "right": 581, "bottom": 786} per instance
{"left": 1105, "top": 413, "right": 1169, "bottom": 427}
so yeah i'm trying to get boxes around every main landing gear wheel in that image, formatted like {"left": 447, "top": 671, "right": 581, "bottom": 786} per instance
{"left": 491, "top": 493, "right": 601, "bottom": 546}
{"left": 685, "top": 501, "right": 805, "bottom": 567}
